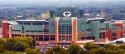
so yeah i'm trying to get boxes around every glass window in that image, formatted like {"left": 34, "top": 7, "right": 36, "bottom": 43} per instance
{"left": 112, "top": 32, "right": 116, "bottom": 36}
{"left": 58, "top": 23, "right": 72, "bottom": 34}
{"left": 39, "top": 35, "right": 43, "bottom": 41}
{"left": 50, "top": 35, "right": 55, "bottom": 40}
{"left": 44, "top": 35, "right": 49, "bottom": 41}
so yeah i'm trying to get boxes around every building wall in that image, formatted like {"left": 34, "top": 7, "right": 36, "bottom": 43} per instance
{"left": 11, "top": 20, "right": 52, "bottom": 42}
{"left": 2, "top": 20, "right": 9, "bottom": 38}
{"left": 3, "top": 18, "right": 125, "bottom": 44}
{"left": 54, "top": 17, "right": 77, "bottom": 44}
{"left": 90, "top": 21, "right": 100, "bottom": 41}
{"left": 77, "top": 18, "right": 107, "bottom": 41}
{"left": 106, "top": 21, "right": 124, "bottom": 40}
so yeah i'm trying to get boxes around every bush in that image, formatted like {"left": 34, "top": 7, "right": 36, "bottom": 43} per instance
{"left": 88, "top": 48, "right": 105, "bottom": 54}
{"left": 68, "top": 44, "right": 84, "bottom": 54}
{"left": 116, "top": 49, "right": 125, "bottom": 54}
{"left": 0, "top": 45, "right": 5, "bottom": 53}
{"left": 118, "top": 45, "right": 125, "bottom": 50}
{"left": 15, "top": 41, "right": 30, "bottom": 51}
{"left": 84, "top": 43, "right": 100, "bottom": 50}
{"left": 3, "top": 50, "right": 22, "bottom": 54}
{"left": 0, "top": 38, "right": 6, "bottom": 45}
{"left": 15, "top": 37, "right": 32, "bottom": 44}
{"left": 105, "top": 50, "right": 117, "bottom": 54}
{"left": 103, "top": 44, "right": 117, "bottom": 50}
{"left": 25, "top": 48, "right": 40, "bottom": 54}
{"left": 46, "top": 48, "right": 53, "bottom": 54}
{"left": 5, "top": 37, "right": 32, "bottom": 51}
{"left": 5, "top": 38, "right": 16, "bottom": 50}
{"left": 46, "top": 46, "right": 68, "bottom": 54}
{"left": 0, "top": 38, "right": 6, "bottom": 53}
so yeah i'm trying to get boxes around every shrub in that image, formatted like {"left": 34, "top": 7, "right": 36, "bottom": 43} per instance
{"left": 0, "top": 46, "right": 5, "bottom": 53}
{"left": 3, "top": 51, "right": 22, "bottom": 54}
{"left": 0, "top": 38, "right": 6, "bottom": 53}
{"left": 25, "top": 48, "right": 39, "bottom": 54}
{"left": 68, "top": 44, "right": 84, "bottom": 54}
{"left": 46, "top": 46, "right": 68, "bottom": 54}
{"left": 88, "top": 48, "right": 105, "bottom": 54}
{"left": 84, "top": 43, "right": 100, "bottom": 50}
{"left": 5, "top": 38, "right": 16, "bottom": 50}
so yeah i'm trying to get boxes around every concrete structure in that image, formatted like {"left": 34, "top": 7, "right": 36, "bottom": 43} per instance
{"left": 2, "top": 18, "right": 125, "bottom": 47}
{"left": 2, "top": 7, "right": 125, "bottom": 47}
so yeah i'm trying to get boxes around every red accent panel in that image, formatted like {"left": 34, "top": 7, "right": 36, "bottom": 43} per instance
{"left": 72, "top": 18, "right": 77, "bottom": 42}
{"left": 2, "top": 21, "right": 9, "bottom": 38}
{"left": 114, "top": 23, "right": 123, "bottom": 27}
{"left": 107, "top": 30, "right": 112, "bottom": 40}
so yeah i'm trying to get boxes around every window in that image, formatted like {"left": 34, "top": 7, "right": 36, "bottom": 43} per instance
{"left": 39, "top": 35, "right": 43, "bottom": 41}
{"left": 112, "top": 32, "right": 116, "bottom": 36}
{"left": 86, "top": 21, "right": 90, "bottom": 24}
{"left": 19, "top": 23, "right": 23, "bottom": 25}
{"left": 59, "top": 35, "right": 72, "bottom": 41}
{"left": 44, "top": 35, "right": 49, "bottom": 41}
{"left": 58, "top": 24, "right": 72, "bottom": 34}
{"left": 33, "top": 23, "right": 37, "bottom": 25}
{"left": 24, "top": 23, "right": 30, "bottom": 25}
{"left": 86, "top": 29, "right": 91, "bottom": 31}
{"left": 50, "top": 35, "right": 55, "bottom": 40}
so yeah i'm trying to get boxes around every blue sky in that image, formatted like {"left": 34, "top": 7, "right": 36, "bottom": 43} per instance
{"left": 0, "top": 0, "right": 124, "bottom": 4}
{"left": 0, "top": 0, "right": 124, "bottom": 7}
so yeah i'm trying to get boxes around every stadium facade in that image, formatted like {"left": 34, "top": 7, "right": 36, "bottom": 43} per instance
{"left": 2, "top": 7, "right": 125, "bottom": 47}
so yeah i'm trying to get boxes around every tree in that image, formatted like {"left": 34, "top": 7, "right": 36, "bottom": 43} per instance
{"left": 5, "top": 37, "right": 32, "bottom": 51}
{"left": 105, "top": 50, "right": 118, "bottom": 54}
{"left": 14, "top": 37, "right": 32, "bottom": 44}
{"left": 0, "top": 38, "right": 6, "bottom": 45}
{"left": 115, "top": 49, "right": 125, "bottom": 54}
{"left": 46, "top": 46, "right": 68, "bottom": 54}
{"left": 0, "top": 45, "right": 5, "bottom": 53}
{"left": 118, "top": 44, "right": 125, "bottom": 50}
{"left": 84, "top": 43, "right": 100, "bottom": 50}
{"left": 3, "top": 51, "right": 22, "bottom": 54}
{"left": 46, "top": 48, "right": 53, "bottom": 54}
{"left": 15, "top": 37, "right": 32, "bottom": 48}
{"left": 25, "top": 48, "right": 40, "bottom": 54}
{"left": 103, "top": 44, "right": 117, "bottom": 50}
{"left": 0, "top": 38, "right": 6, "bottom": 53}
{"left": 5, "top": 38, "right": 16, "bottom": 50}
{"left": 15, "top": 41, "right": 30, "bottom": 51}
{"left": 88, "top": 48, "right": 105, "bottom": 54}
{"left": 68, "top": 44, "right": 84, "bottom": 54}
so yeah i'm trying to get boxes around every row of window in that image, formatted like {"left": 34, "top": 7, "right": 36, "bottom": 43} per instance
{"left": 59, "top": 27, "right": 72, "bottom": 30}
{"left": 12, "top": 34, "right": 55, "bottom": 41}
{"left": 58, "top": 24, "right": 72, "bottom": 34}
{"left": 81, "top": 37, "right": 95, "bottom": 40}
{"left": 19, "top": 23, "right": 48, "bottom": 25}
{"left": 12, "top": 35, "right": 73, "bottom": 41}
{"left": 59, "top": 36, "right": 72, "bottom": 41}
{"left": 25, "top": 29, "right": 49, "bottom": 32}
{"left": 59, "top": 31, "right": 72, "bottom": 34}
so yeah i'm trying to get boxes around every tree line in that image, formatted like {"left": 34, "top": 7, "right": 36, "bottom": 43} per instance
{"left": 0, "top": 37, "right": 41, "bottom": 54}
{"left": 1, "top": 37, "right": 125, "bottom": 54}
{"left": 45, "top": 43, "right": 125, "bottom": 54}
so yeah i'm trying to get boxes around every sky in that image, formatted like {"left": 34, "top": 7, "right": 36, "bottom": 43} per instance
{"left": 0, "top": 0, "right": 124, "bottom": 7}
{"left": 0, "top": 0, "right": 124, "bottom": 4}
